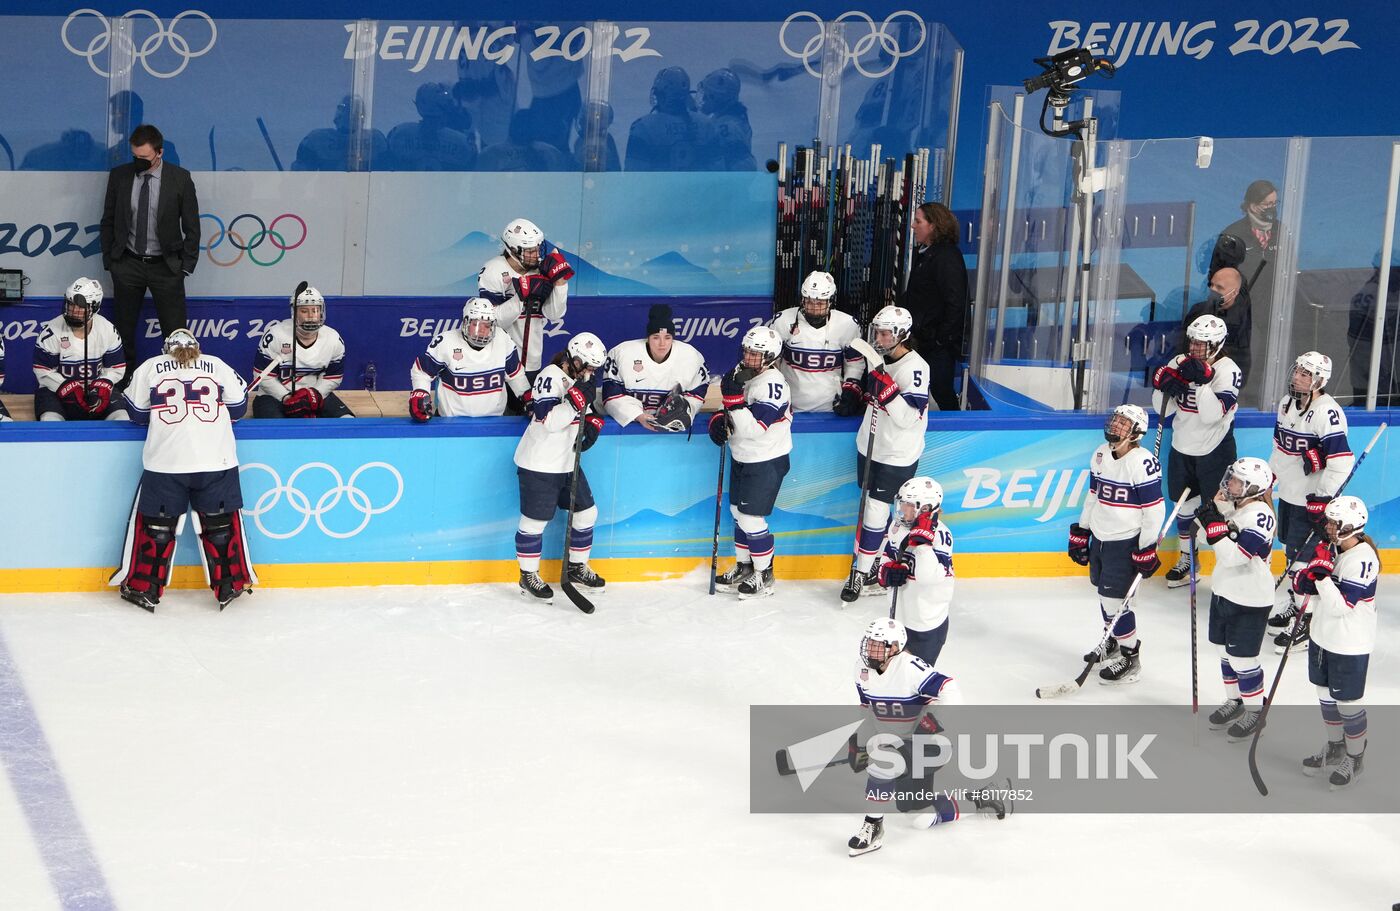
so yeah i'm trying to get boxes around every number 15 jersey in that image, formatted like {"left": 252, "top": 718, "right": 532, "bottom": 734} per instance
{"left": 122, "top": 352, "right": 248, "bottom": 473}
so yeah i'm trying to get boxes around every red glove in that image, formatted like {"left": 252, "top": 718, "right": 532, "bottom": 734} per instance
{"left": 1305, "top": 495, "right": 1330, "bottom": 524}
{"left": 868, "top": 368, "right": 899, "bottom": 407}
{"left": 1132, "top": 545, "right": 1161, "bottom": 578}
{"left": 719, "top": 367, "right": 746, "bottom": 410}
{"left": 1151, "top": 364, "right": 1190, "bottom": 398}
{"left": 1301, "top": 446, "right": 1326, "bottom": 475}
{"left": 1293, "top": 545, "right": 1335, "bottom": 596}
{"left": 1176, "top": 356, "right": 1215, "bottom": 385}
{"left": 520, "top": 389, "right": 534, "bottom": 415}
{"left": 1067, "top": 523, "right": 1091, "bottom": 566}
{"left": 58, "top": 378, "right": 87, "bottom": 409}
{"left": 878, "top": 556, "right": 912, "bottom": 588}
{"left": 512, "top": 275, "right": 553, "bottom": 315}
{"left": 85, "top": 378, "right": 113, "bottom": 414}
{"left": 408, "top": 389, "right": 433, "bottom": 423}
{"left": 282, "top": 386, "right": 323, "bottom": 418}
{"left": 580, "top": 413, "right": 604, "bottom": 451}
{"left": 541, "top": 250, "right": 575, "bottom": 283}
{"left": 565, "top": 384, "right": 589, "bottom": 412}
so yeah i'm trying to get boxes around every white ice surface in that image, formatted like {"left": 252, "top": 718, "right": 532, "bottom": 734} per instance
{"left": 0, "top": 574, "right": 1396, "bottom": 910}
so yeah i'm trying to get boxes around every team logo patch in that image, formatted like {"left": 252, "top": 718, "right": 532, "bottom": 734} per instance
{"left": 452, "top": 348, "right": 463, "bottom": 361}
{"left": 280, "top": 343, "right": 292, "bottom": 354}
{"left": 859, "top": 668, "right": 869, "bottom": 681}
{"left": 633, "top": 359, "right": 643, "bottom": 372}
{"left": 1094, "top": 452, "right": 1103, "bottom": 466}
{"left": 60, "top": 337, "right": 71, "bottom": 349}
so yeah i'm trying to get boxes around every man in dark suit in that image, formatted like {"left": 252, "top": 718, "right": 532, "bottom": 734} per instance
{"left": 100, "top": 124, "right": 200, "bottom": 389}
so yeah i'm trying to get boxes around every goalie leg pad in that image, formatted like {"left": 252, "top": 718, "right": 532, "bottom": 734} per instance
{"left": 124, "top": 515, "right": 178, "bottom": 599}
{"left": 197, "top": 511, "right": 255, "bottom": 603}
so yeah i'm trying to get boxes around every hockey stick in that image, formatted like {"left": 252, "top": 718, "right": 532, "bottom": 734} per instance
{"left": 844, "top": 337, "right": 885, "bottom": 601}
{"left": 559, "top": 384, "right": 596, "bottom": 615}
{"left": 1036, "top": 488, "right": 1192, "bottom": 699}
{"left": 0, "top": 133, "right": 13, "bottom": 170}
{"left": 776, "top": 732, "right": 868, "bottom": 776}
{"left": 208, "top": 126, "right": 217, "bottom": 172}
{"left": 1248, "top": 421, "right": 1386, "bottom": 795}
{"left": 708, "top": 438, "right": 727, "bottom": 595}
{"left": 257, "top": 117, "right": 284, "bottom": 171}
{"left": 288, "top": 281, "right": 308, "bottom": 394}
{"left": 1189, "top": 528, "right": 1199, "bottom": 742}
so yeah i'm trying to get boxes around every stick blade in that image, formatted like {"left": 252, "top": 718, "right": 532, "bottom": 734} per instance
{"left": 1035, "top": 681, "right": 1080, "bottom": 700}
{"left": 775, "top": 749, "right": 796, "bottom": 776}
{"left": 846, "top": 336, "right": 882, "bottom": 369}
{"left": 561, "top": 578, "right": 595, "bottom": 614}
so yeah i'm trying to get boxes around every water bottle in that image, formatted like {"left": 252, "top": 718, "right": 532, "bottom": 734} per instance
{"left": 363, "top": 361, "right": 377, "bottom": 391}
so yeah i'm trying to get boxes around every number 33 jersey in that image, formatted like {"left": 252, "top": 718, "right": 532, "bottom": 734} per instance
{"left": 122, "top": 352, "right": 248, "bottom": 473}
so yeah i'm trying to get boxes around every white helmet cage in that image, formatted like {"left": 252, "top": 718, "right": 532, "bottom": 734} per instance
{"left": 895, "top": 476, "right": 944, "bottom": 527}
{"left": 64, "top": 277, "right": 104, "bottom": 321}
{"left": 1291, "top": 351, "right": 1332, "bottom": 394}
{"left": 502, "top": 218, "right": 545, "bottom": 266}
{"left": 741, "top": 325, "right": 783, "bottom": 371}
{"left": 860, "top": 618, "right": 908, "bottom": 669}
{"left": 290, "top": 286, "right": 326, "bottom": 333}
{"left": 1323, "top": 496, "right": 1368, "bottom": 544}
{"left": 461, "top": 297, "right": 496, "bottom": 349}
{"left": 1220, "top": 457, "right": 1273, "bottom": 504}
{"left": 869, "top": 305, "right": 913, "bottom": 355}
{"left": 1104, "top": 404, "right": 1148, "bottom": 446}
{"left": 1186, "top": 314, "right": 1227, "bottom": 361}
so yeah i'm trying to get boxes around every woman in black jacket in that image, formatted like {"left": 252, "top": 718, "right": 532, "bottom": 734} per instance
{"left": 900, "top": 202, "right": 966, "bottom": 411}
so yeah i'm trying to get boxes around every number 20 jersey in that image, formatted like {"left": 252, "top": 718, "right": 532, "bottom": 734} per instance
{"left": 122, "top": 353, "right": 248, "bottom": 473}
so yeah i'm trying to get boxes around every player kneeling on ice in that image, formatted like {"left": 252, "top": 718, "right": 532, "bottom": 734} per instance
{"left": 1196, "top": 457, "right": 1276, "bottom": 741}
{"left": 33, "top": 278, "right": 128, "bottom": 422}
{"left": 601, "top": 304, "right": 709, "bottom": 432}
{"left": 1295, "top": 496, "right": 1378, "bottom": 790}
{"left": 847, "top": 619, "right": 1007, "bottom": 858}
{"left": 1067, "top": 405, "right": 1165, "bottom": 685}
{"left": 110, "top": 329, "right": 255, "bottom": 611}
{"left": 710, "top": 326, "right": 792, "bottom": 599}
{"left": 409, "top": 297, "right": 529, "bottom": 421}
{"left": 769, "top": 270, "right": 863, "bottom": 413}
{"left": 513, "top": 332, "right": 607, "bottom": 603}
{"left": 839, "top": 305, "right": 930, "bottom": 602}
{"left": 878, "top": 477, "right": 954, "bottom": 666}
{"left": 252, "top": 285, "right": 353, "bottom": 418}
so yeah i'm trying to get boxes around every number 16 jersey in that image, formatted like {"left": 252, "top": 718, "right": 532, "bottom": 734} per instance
{"left": 122, "top": 352, "right": 248, "bottom": 473}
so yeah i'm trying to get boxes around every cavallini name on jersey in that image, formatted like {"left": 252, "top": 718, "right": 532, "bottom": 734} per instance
{"left": 156, "top": 358, "right": 217, "bottom": 375}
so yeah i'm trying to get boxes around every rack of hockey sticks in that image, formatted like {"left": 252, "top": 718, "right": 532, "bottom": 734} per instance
{"left": 772, "top": 142, "right": 930, "bottom": 327}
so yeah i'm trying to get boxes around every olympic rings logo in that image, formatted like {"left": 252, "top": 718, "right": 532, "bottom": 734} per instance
{"left": 779, "top": 11, "right": 927, "bottom": 80}
{"left": 240, "top": 462, "right": 404, "bottom": 540}
{"left": 61, "top": 9, "right": 217, "bottom": 79}
{"left": 199, "top": 213, "right": 308, "bottom": 268}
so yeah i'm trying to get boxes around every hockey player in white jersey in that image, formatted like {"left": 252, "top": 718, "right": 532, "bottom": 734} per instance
{"left": 409, "top": 297, "right": 529, "bottom": 420}
{"left": 1152, "top": 314, "right": 1240, "bottom": 588}
{"left": 251, "top": 286, "right": 352, "bottom": 418}
{"left": 710, "top": 325, "right": 792, "bottom": 599}
{"left": 1267, "top": 351, "right": 1353, "bottom": 654}
{"left": 32, "top": 277, "right": 127, "bottom": 421}
{"left": 1294, "top": 496, "right": 1378, "bottom": 789}
{"left": 1066, "top": 404, "right": 1166, "bottom": 684}
{"left": 111, "top": 330, "right": 255, "bottom": 611}
{"left": 601, "top": 304, "right": 709, "bottom": 432}
{"left": 513, "top": 332, "right": 608, "bottom": 603}
{"left": 477, "top": 217, "right": 573, "bottom": 378}
{"left": 1194, "top": 457, "right": 1276, "bottom": 741}
{"left": 841, "top": 305, "right": 931, "bottom": 602}
{"left": 877, "top": 477, "right": 954, "bottom": 666}
{"left": 769, "top": 271, "right": 862, "bottom": 413}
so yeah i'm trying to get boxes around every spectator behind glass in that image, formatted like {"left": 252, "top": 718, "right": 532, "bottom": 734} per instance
{"left": 625, "top": 67, "right": 719, "bottom": 172}
{"left": 899, "top": 202, "right": 966, "bottom": 411}
{"left": 1211, "top": 179, "right": 1277, "bottom": 404}
{"left": 384, "top": 82, "right": 478, "bottom": 171}
{"left": 291, "top": 95, "right": 388, "bottom": 171}
{"left": 698, "top": 68, "right": 755, "bottom": 171}
{"left": 107, "top": 91, "right": 179, "bottom": 167}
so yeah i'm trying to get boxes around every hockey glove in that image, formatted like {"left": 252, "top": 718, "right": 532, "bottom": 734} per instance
{"left": 408, "top": 389, "right": 434, "bottom": 423}
{"left": 707, "top": 412, "right": 731, "bottom": 446}
{"left": 1151, "top": 364, "right": 1191, "bottom": 399}
{"left": 1176, "top": 356, "right": 1215, "bottom": 385}
{"left": 1132, "top": 544, "right": 1161, "bottom": 578}
{"left": 652, "top": 388, "right": 693, "bottom": 432}
{"left": 580, "top": 413, "right": 604, "bottom": 452}
{"left": 1067, "top": 523, "right": 1091, "bottom": 566}
{"left": 1305, "top": 494, "right": 1331, "bottom": 526}
{"left": 57, "top": 378, "right": 88, "bottom": 410}
{"left": 565, "top": 383, "right": 590, "bottom": 413}
{"left": 1200, "top": 510, "right": 1233, "bottom": 545}
{"left": 833, "top": 379, "right": 864, "bottom": 417}
{"left": 1300, "top": 446, "right": 1327, "bottom": 475}
{"left": 282, "top": 387, "right": 323, "bottom": 418}
{"left": 520, "top": 389, "right": 534, "bottom": 416}
{"left": 512, "top": 275, "right": 553, "bottom": 316}
{"left": 878, "top": 556, "right": 913, "bottom": 589}
{"left": 540, "top": 250, "right": 575, "bottom": 283}
{"left": 85, "top": 378, "right": 113, "bottom": 415}
{"left": 719, "top": 367, "right": 748, "bottom": 410}
{"left": 868, "top": 367, "right": 899, "bottom": 408}
{"left": 1293, "top": 546, "right": 1336, "bottom": 596}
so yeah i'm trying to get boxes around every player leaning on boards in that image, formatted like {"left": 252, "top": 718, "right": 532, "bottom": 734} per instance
{"left": 768, "top": 270, "right": 863, "bottom": 413}
{"left": 709, "top": 325, "right": 792, "bottom": 599}
{"left": 514, "top": 332, "right": 608, "bottom": 604}
{"left": 111, "top": 329, "right": 255, "bottom": 611}
{"left": 409, "top": 297, "right": 529, "bottom": 421}
{"left": 1152, "top": 314, "right": 1240, "bottom": 588}
{"left": 601, "top": 303, "right": 709, "bottom": 433}
{"left": 1267, "top": 351, "right": 1353, "bottom": 654}
{"left": 877, "top": 477, "right": 955, "bottom": 667}
{"left": 839, "top": 305, "right": 931, "bottom": 602}
{"left": 1067, "top": 405, "right": 1165, "bottom": 685}
{"left": 477, "top": 217, "right": 573, "bottom": 381}
{"left": 32, "top": 277, "right": 128, "bottom": 422}
{"left": 252, "top": 285, "right": 353, "bottom": 418}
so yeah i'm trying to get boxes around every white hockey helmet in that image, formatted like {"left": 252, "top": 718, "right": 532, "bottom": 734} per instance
{"left": 64, "top": 276, "right": 103, "bottom": 326}
{"left": 290, "top": 285, "right": 326, "bottom": 333}
{"left": 895, "top": 476, "right": 944, "bottom": 527}
{"left": 861, "top": 617, "right": 908, "bottom": 670}
{"left": 163, "top": 328, "right": 200, "bottom": 363}
{"left": 502, "top": 218, "right": 545, "bottom": 265}
{"left": 461, "top": 297, "right": 496, "bottom": 350}
{"left": 1220, "top": 457, "right": 1273, "bottom": 504}
{"left": 869, "top": 305, "right": 913, "bottom": 355}
{"left": 1291, "top": 351, "right": 1332, "bottom": 394}
{"left": 1323, "top": 496, "right": 1368, "bottom": 544}
{"left": 740, "top": 325, "right": 783, "bottom": 371}
{"left": 800, "top": 271, "right": 837, "bottom": 327}
{"left": 1186, "top": 314, "right": 1227, "bottom": 361}
{"left": 1104, "top": 403, "right": 1148, "bottom": 446}
{"left": 566, "top": 331, "right": 607, "bottom": 369}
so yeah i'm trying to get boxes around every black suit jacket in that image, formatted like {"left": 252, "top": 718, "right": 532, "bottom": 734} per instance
{"left": 100, "top": 160, "right": 200, "bottom": 276}
{"left": 899, "top": 241, "right": 968, "bottom": 354}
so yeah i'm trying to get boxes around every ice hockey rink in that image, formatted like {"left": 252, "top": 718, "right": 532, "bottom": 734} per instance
{"left": 0, "top": 573, "right": 1395, "bottom": 910}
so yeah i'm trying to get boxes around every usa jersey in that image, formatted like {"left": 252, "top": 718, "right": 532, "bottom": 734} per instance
{"left": 411, "top": 328, "right": 528, "bottom": 417}
{"left": 1268, "top": 393, "right": 1353, "bottom": 506}
{"left": 1311, "top": 541, "right": 1379, "bottom": 655}
{"left": 122, "top": 352, "right": 247, "bottom": 473}
{"left": 855, "top": 651, "right": 961, "bottom": 745}
{"left": 856, "top": 350, "right": 930, "bottom": 466}
{"left": 728, "top": 366, "right": 792, "bottom": 464}
{"left": 32, "top": 313, "right": 125, "bottom": 391}
{"left": 477, "top": 253, "right": 568, "bottom": 373}
{"left": 885, "top": 521, "right": 955, "bottom": 633}
{"left": 252, "top": 320, "right": 346, "bottom": 401}
{"left": 600, "top": 338, "right": 709, "bottom": 427}
{"left": 1199, "top": 500, "right": 1275, "bottom": 607}
{"left": 767, "top": 307, "right": 863, "bottom": 412}
{"left": 514, "top": 363, "right": 586, "bottom": 474}
{"left": 1080, "top": 444, "right": 1165, "bottom": 546}
{"left": 1152, "top": 354, "right": 1240, "bottom": 456}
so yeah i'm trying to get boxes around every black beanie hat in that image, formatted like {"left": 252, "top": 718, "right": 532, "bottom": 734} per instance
{"left": 646, "top": 304, "right": 674, "bottom": 336}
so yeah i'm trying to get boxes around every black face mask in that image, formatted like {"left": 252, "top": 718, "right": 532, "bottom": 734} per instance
{"left": 1208, "top": 292, "right": 1227, "bottom": 313}
{"left": 132, "top": 156, "right": 153, "bottom": 173}
{"left": 1258, "top": 205, "right": 1276, "bottom": 219}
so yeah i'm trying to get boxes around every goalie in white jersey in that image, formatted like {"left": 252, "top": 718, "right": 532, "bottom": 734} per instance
{"left": 877, "top": 477, "right": 955, "bottom": 666}
{"left": 840, "top": 305, "right": 931, "bottom": 603}
{"left": 409, "top": 297, "right": 529, "bottom": 420}
{"left": 251, "top": 286, "right": 352, "bottom": 418}
{"left": 1151, "top": 314, "right": 1240, "bottom": 588}
{"left": 709, "top": 325, "right": 792, "bottom": 599}
{"left": 1066, "top": 405, "right": 1165, "bottom": 685}
{"left": 33, "top": 277, "right": 128, "bottom": 421}
{"left": 601, "top": 304, "right": 709, "bottom": 432}
{"left": 769, "top": 271, "right": 863, "bottom": 413}
{"left": 1267, "top": 351, "right": 1353, "bottom": 654}
{"left": 111, "top": 330, "right": 255, "bottom": 612}
{"left": 1293, "top": 496, "right": 1378, "bottom": 789}
{"left": 477, "top": 217, "right": 573, "bottom": 377}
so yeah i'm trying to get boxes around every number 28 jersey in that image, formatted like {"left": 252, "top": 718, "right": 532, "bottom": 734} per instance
{"left": 122, "top": 353, "right": 248, "bottom": 473}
